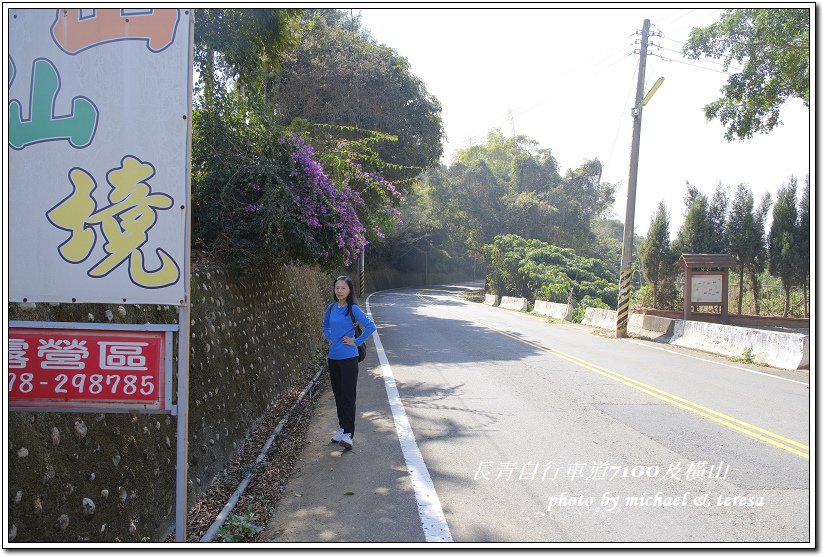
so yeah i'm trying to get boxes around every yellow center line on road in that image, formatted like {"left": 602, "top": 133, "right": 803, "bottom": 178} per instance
{"left": 414, "top": 289, "right": 810, "bottom": 460}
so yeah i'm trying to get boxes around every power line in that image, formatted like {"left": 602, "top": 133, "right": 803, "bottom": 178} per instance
{"left": 656, "top": 34, "right": 686, "bottom": 46}
{"left": 455, "top": 36, "right": 643, "bottom": 147}
{"left": 648, "top": 52, "right": 734, "bottom": 75}
{"left": 666, "top": 9, "right": 698, "bottom": 26}
{"left": 653, "top": 43, "right": 745, "bottom": 72}
{"left": 650, "top": 9, "right": 727, "bottom": 45}
{"left": 508, "top": 50, "right": 631, "bottom": 120}
{"left": 667, "top": 8, "right": 727, "bottom": 31}
{"left": 604, "top": 56, "right": 640, "bottom": 181}
{"left": 454, "top": 11, "right": 732, "bottom": 153}
{"left": 456, "top": 46, "right": 637, "bottom": 149}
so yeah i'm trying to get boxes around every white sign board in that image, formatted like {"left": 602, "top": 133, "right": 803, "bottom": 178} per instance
{"left": 691, "top": 275, "right": 723, "bottom": 303}
{"left": 9, "top": 8, "right": 190, "bottom": 304}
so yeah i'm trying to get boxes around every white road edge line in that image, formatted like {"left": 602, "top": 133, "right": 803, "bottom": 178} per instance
{"left": 625, "top": 339, "right": 809, "bottom": 386}
{"left": 366, "top": 293, "right": 453, "bottom": 543}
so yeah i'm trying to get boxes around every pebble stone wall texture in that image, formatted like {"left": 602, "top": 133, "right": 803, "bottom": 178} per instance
{"left": 7, "top": 261, "right": 330, "bottom": 543}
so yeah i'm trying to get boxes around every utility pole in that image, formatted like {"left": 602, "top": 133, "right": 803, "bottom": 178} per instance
{"left": 616, "top": 18, "right": 650, "bottom": 338}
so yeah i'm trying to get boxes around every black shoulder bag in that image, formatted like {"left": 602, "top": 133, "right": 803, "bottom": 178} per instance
{"left": 349, "top": 307, "right": 367, "bottom": 362}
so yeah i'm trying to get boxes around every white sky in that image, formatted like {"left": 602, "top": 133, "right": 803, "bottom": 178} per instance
{"left": 356, "top": 5, "right": 812, "bottom": 239}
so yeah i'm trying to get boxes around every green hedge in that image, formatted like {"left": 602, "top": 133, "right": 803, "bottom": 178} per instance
{"left": 484, "top": 234, "right": 617, "bottom": 314}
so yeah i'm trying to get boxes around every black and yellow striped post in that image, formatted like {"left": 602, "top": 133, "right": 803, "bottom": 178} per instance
{"left": 616, "top": 268, "right": 632, "bottom": 336}
{"left": 359, "top": 248, "right": 365, "bottom": 297}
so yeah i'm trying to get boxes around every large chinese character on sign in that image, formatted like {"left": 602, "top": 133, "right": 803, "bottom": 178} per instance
{"left": 9, "top": 9, "right": 189, "bottom": 304}
{"left": 9, "top": 323, "right": 174, "bottom": 412}
{"left": 9, "top": 8, "right": 193, "bottom": 540}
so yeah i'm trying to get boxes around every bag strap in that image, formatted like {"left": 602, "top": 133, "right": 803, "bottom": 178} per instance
{"left": 348, "top": 305, "right": 361, "bottom": 333}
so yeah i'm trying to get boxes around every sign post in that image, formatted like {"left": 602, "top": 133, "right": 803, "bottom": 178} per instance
{"left": 677, "top": 254, "right": 736, "bottom": 324}
{"left": 8, "top": 8, "right": 193, "bottom": 542}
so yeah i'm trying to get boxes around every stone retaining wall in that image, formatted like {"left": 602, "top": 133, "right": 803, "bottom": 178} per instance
{"left": 7, "top": 261, "right": 330, "bottom": 542}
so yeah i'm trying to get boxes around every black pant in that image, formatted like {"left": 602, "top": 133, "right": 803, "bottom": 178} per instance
{"left": 328, "top": 357, "right": 359, "bottom": 437}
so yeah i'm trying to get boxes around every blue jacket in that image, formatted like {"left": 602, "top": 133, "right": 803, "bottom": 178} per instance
{"left": 323, "top": 303, "right": 377, "bottom": 360}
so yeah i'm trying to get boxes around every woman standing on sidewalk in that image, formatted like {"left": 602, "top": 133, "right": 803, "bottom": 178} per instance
{"left": 322, "top": 275, "right": 376, "bottom": 450}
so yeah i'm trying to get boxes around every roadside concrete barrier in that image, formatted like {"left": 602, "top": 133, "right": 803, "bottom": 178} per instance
{"left": 582, "top": 307, "right": 616, "bottom": 330}
{"left": 580, "top": 310, "right": 810, "bottom": 370}
{"left": 490, "top": 298, "right": 810, "bottom": 370}
{"left": 484, "top": 294, "right": 500, "bottom": 306}
{"left": 668, "top": 320, "right": 809, "bottom": 370}
{"left": 532, "top": 300, "right": 573, "bottom": 321}
{"left": 499, "top": 296, "right": 528, "bottom": 312}
{"left": 628, "top": 314, "right": 675, "bottom": 340}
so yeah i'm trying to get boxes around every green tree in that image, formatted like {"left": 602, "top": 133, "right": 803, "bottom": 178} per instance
{"left": 548, "top": 159, "right": 616, "bottom": 253}
{"left": 768, "top": 177, "right": 801, "bottom": 316}
{"left": 385, "top": 130, "right": 614, "bottom": 281}
{"left": 484, "top": 234, "right": 617, "bottom": 311}
{"left": 673, "top": 184, "right": 714, "bottom": 255}
{"left": 748, "top": 193, "right": 772, "bottom": 315}
{"left": 511, "top": 154, "right": 558, "bottom": 193}
{"left": 453, "top": 130, "right": 558, "bottom": 186}
{"left": 640, "top": 201, "right": 676, "bottom": 308}
{"left": 726, "top": 184, "right": 768, "bottom": 314}
{"left": 270, "top": 10, "right": 443, "bottom": 184}
{"left": 707, "top": 183, "right": 730, "bottom": 253}
{"left": 506, "top": 191, "right": 558, "bottom": 241}
{"left": 796, "top": 174, "right": 810, "bottom": 316}
{"left": 190, "top": 9, "right": 407, "bottom": 272}
{"left": 683, "top": 8, "right": 810, "bottom": 141}
{"left": 455, "top": 160, "right": 506, "bottom": 258}
{"left": 194, "top": 8, "right": 303, "bottom": 109}
{"left": 590, "top": 218, "right": 625, "bottom": 276}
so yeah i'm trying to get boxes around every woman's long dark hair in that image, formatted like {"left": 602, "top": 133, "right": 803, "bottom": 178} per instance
{"left": 331, "top": 275, "right": 359, "bottom": 315}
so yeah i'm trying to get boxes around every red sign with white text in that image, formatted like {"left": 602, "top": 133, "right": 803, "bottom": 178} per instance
{"left": 9, "top": 327, "right": 167, "bottom": 410}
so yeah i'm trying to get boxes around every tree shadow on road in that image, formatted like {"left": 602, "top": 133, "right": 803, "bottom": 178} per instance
{"left": 372, "top": 308, "right": 542, "bottom": 366}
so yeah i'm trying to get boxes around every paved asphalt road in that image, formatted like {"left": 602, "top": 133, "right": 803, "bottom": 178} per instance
{"left": 263, "top": 283, "right": 811, "bottom": 545}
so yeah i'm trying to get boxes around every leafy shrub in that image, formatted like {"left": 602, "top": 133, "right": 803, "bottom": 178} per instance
{"left": 632, "top": 284, "right": 655, "bottom": 308}
{"left": 217, "top": 506, "right": 263, "bottom": 542}
{"left": 484, "top": 234, "right": 617, "bottom": 311}
{"left": 192, "top": 93, "right": 403, "bottom": 272}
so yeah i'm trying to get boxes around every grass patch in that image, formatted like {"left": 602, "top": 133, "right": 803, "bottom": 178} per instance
{"left": 543, "top": 317, "right": 568, "bottom": 325}
{"left": 461, "top": 289, "right": 486, "bottom": 303}
{"left": 729, "top": 347, "right": 768, "bottom": 367}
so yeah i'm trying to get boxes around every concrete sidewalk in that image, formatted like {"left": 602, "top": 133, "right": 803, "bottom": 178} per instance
{"left": 260, "top": 354, "right": 427, "bottom": 543}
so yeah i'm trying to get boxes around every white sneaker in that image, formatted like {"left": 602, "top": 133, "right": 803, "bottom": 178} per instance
{"left": 331, "top": 428, "right": 344, "bottom": 443}
{"left": 339, "top": 433, "right": 353, "bottom": 450}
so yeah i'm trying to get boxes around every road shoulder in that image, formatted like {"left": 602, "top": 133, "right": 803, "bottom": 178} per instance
{"left": 260, "top": 361, "right": 426, "bottom": 543}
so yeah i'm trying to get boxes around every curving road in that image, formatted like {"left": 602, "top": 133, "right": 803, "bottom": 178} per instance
{"left": 365, "top": 283, "right": 810, "bottom": 544}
